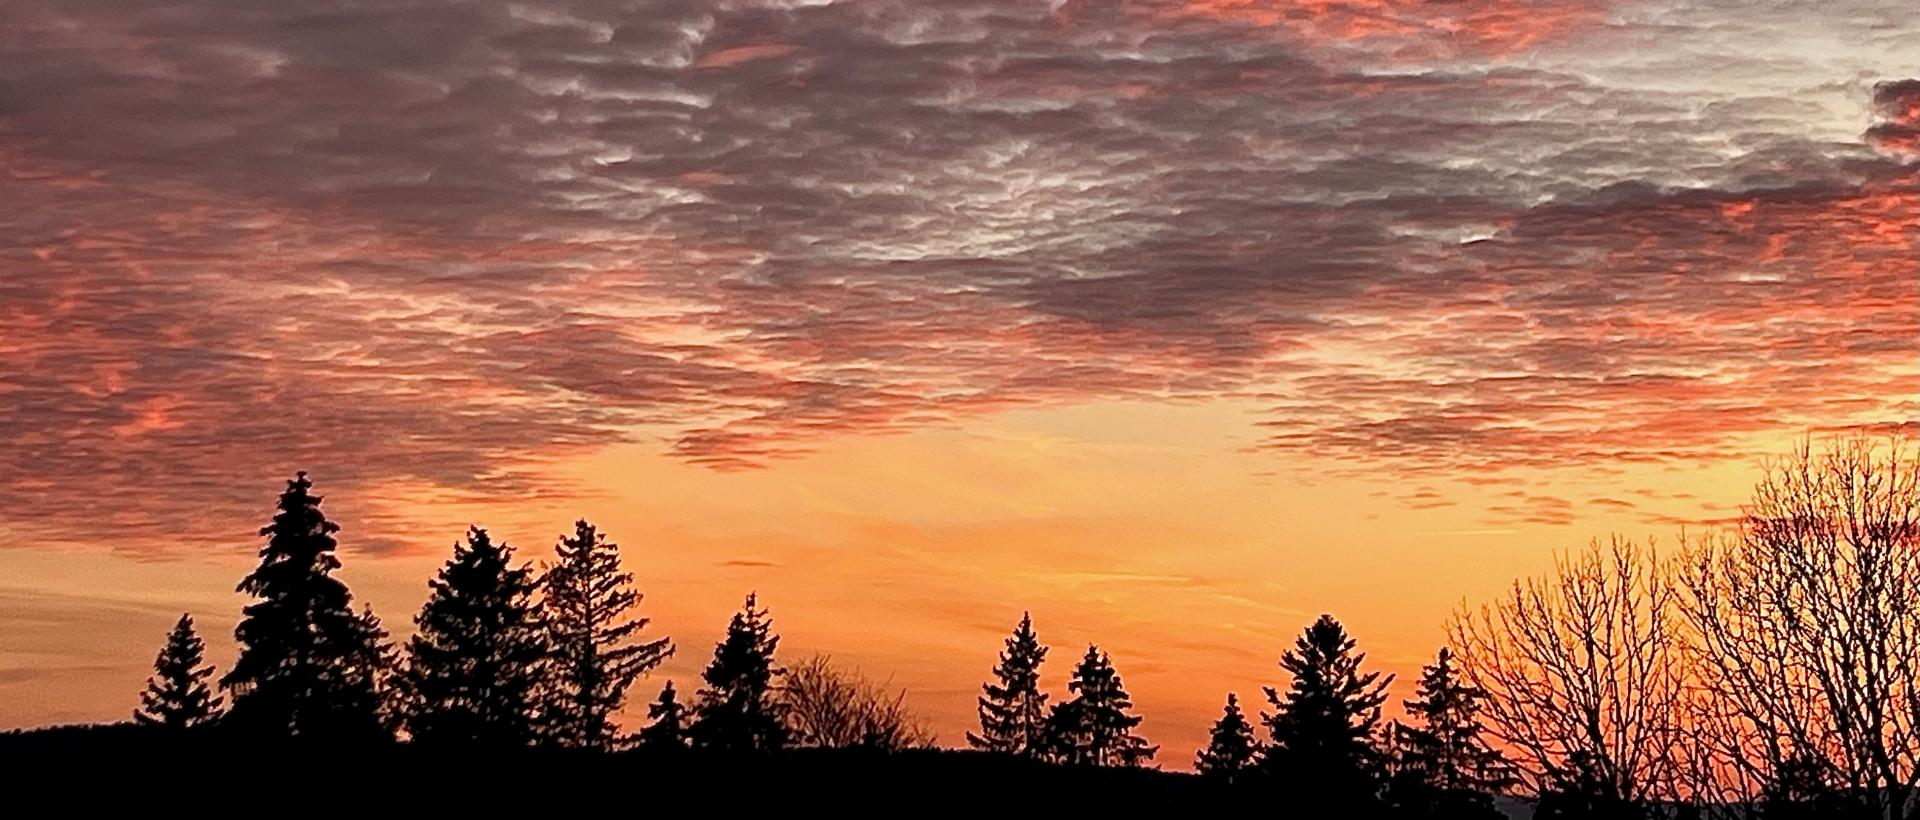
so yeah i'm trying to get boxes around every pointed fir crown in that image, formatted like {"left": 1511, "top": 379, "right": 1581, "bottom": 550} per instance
{"left": 1067, "top": 645, "right": 1129, "bottom": 702}
{"left": 1207, "top": 692, "right": 1255, "bottom": 739}
{"left": 413, "top": 526, "right": 539, "bottom": 636}
{"left": 706, "top": 592, "right": 780, "bottom": 686}
{"left": 223, "top": 472, "right": 367, "bottom": 697}
{"left": 1052, "top": 642, "right": 1156, "bottom": 765}
{"left": 544, "top": 518, "right": 672, "bottom": 671}
{"left": 969, "top": 611, "right": 1052, "bottom": 753}
{"left": 451, "top": 525, "right": 512, "bottom": 568}
{"left": 689, "top": 592, "right": 789, "bottom": 751}
{"left": 1396, "top": 646, "right": 1513, "bottom": 794}
{"left": 1408, "top": 646, "right": 1483, "bottom": 713}
{"left": 136, "top": 612, "right": 223, "bottom": 727}
{"left": 697, "top": 592, "right": 782, "bottom": 699}
{"left": 1275, "top": 613, "right": 1392, "bottom": 718}
{"left": 991, "top": 612, "right": 1048, "bottom": 689}
{"left": 263, "top": 471, "right": 337, "bottom": 541}
{"left": 639, "top": 679, "right": 690, "bottom": 747}
{"left": 1065, "top": 645, "right": 1137, "bottom": 719}
{"left": 652, "top": 679, "right": 681, "bottom": 707}
{"left": 419, "top": 526, "right": 537, "bottom": 621}
{"left": 236, "top": 471, "right": 349, "bottom": 610}
{"left": 538, "top": 519, "right": 673, "bottom": 750}
{"left": 1195, "top": 691, "right": 1259, "bottom": 775}
{"left": 1262, "top": 613, "right": 1394, "bottom": 761}
{"left": 398, "top": 523, "right": 547, "bottom": 739}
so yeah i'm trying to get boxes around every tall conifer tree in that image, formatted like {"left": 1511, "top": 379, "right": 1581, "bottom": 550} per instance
{"left": 221, "top": 472, "right": 387, "bottom": 739}
{"left": 1262, "top": 614, "right": 1392, "bottom": 808}
{"left": 637, "top": 680, "right": 689, "bottom": 750}
{"left": 537, "top": 519, "right": 672, "bottom": 750}
{"left": 397, "top": 526, "right": 547, "bottom": 747}
{"left": 967, "top": 611, "right": 1050, "bottom": 756}
{"left": 689, "top": 593, "right": 787, "bottom": 751}
{"left": 1386, "top": 647, "right": 1511, "bottom": 816}
{"left": 1042, "top": 645, "right": 1155, "bottom": 767}
{"left": 1195, "top": 692, "right": 1260, "bottom": 782}
{"left": 135, "top": 613, "right": 223, "bottom": 729}
{"left": 350, "top": 604, "right": 398, "bottom": 730}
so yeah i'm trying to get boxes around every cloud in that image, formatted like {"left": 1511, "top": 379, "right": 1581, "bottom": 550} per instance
{"left": 1390, "top": 487, "right": 1455, "bottom": 510}
{"left": 0, "top": 0, "right": 1913, "bottom": 552}
{"left": 1138, "top": 0, "right": 1608, "bottom": 56}
{"left": 1484, "top": 492, "right": 1577, "bottom": 527}
{"left": 1867, "top": 79, "right": 1920, "bottom": 156}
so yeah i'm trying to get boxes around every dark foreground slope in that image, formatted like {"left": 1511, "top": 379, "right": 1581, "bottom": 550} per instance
{"left": 0, "top": 723, "right": 1533, "bottom": 816}
{"left": 1, "top": 722, "right": 1214, "bottom": 811}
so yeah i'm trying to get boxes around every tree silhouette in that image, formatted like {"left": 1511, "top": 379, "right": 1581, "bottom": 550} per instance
{"left": 221, "top": 472, "right": 388, "bottom": 739}
{"left": 1262, "top": 614, "right": 1392, "bottom": 809}
{"left": 637, "top": 680, "right": 689, "bottom": 750}
{"left": 537, "top": 519, "right": 672, "bottom": 750}
{"left": 967, "top": 611, "right": 1050, "bottom": 757}
{"left": 689, "top": 593, "right": 787, "bottom": 751}
{"left": 1042, "top": 645, "right": 1155, "bottom": 767}
{"left": 350, "top": 604, "right": 399, "bottom": 732}
{"left": 1534, "top": 750, "right": 1641, "bottom": 820}
{"left": 782, "top": 654, "right": 934, "bottom": 751}
{"left": 135, "top": 613, "right": 223, "bottom": 729}
{"left": 1385, "top": 647, "right": 1510, "bottom": 817}
{"left": 1677, "top": 437, "right": 1919, "bottom": 818}
{"left": 1450, "top": 537, "right": 1684, "bottom": 810}
{"left": 396, "top": 526, "right": 547, "bottom": 748}
{"left": 1759, "top": 751, "right": 1865, "bottom": 820}
{"left": 1195, "top": 692, "right": 1259, "bottom": 782}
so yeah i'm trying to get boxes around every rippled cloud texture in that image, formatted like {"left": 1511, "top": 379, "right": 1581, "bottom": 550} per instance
{"left": 2, "top": 0, "right": 1914, "bottom": 552}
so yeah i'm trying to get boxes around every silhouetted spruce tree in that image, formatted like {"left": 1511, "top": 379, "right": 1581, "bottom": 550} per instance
{"left": 221, "top": 472, "right": 388, "bottom": 740}
{"left": 689, "top": 593, "right": 787, "bottom": 751}
{"left": 1261, "top": 614, "right": 1392, "bottom": 810}
{"left": 396, "top": 526, "right": 547, "bottom": 747}
{"left": 135, "top": 613, "right": 223, "bottom": 729}
{"left": 1385, "top": 647, "right": 1511, "bottom": 817}
{"left": 352, "top": 604, "right": 400, "bottom": 731}
{"left": 637, "top": 680, "right": 689, "bottom": 750}
{"left": 1043, "top": 645, "right": 1155, "bottom": 767}
{"left": 966, "top": 611, "right": 1050, "bottom": 756}
{"left": 1195, "top": 692, "right": 1259, "bottom": 782}
{"left": 1039, "top": 698, "right": 1082, "bottom": 763}
{"left": 537, "top": 519, "right": 672, "bottom": 750}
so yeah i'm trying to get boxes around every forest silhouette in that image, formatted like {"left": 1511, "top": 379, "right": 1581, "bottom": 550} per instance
{"left": 2, "top": 437, "right": 1916, "bottom": 819}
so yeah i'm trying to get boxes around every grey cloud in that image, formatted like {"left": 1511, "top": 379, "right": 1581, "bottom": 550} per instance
{"left": 0, "top": 0, "right": 1914, "bottom": 552}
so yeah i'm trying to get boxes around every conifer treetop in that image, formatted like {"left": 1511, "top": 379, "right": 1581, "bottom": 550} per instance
{"left": 1195, "top": 692, "right": 1259, "bottom": 780}
{"left": 539, "top": 519, "right": 672, "bottom": 750}
{"left": 135, "top": 613, "right": 223, "bottom": 729}
{"left": 397, "top": 525, "right": 546, "bottom": 748}
{"left": 689, "top": 592, "right": 787, "bottom": 751}
{"left": 221, "top": 472, "right": 386, "bottom": 738}
{"left": 968, "top": 610, "right": 1051, "bottom": 755}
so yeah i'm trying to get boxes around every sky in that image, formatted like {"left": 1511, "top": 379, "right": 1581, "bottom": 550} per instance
{"left": 0, "top": 0, "right": 1915, "bottom": 765}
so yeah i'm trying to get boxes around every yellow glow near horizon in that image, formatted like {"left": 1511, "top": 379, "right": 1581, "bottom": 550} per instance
{"left": 0, "top": 398, "right": 1792, "bottom": 765}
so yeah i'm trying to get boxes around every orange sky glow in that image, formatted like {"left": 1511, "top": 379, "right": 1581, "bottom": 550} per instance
{"left": 1, "top": 0, "right": 1915, "bottom": 768}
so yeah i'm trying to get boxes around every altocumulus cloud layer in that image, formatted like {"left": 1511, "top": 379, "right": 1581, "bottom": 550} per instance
{"left": 1, "top": 0, "right": 1914, "bottom": 551}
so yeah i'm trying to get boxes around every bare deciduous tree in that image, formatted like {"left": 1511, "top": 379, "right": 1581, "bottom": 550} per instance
{"left": 781, "top": 654, "right": 935, "bottom": 752}
{"left": 1449, "top": 536, "right": 1687, "bottom": 810}
{"left": 1678, "top": 436, "right": 1920, "bottom": 819}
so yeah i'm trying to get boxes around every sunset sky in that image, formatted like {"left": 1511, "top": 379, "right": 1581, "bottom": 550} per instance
{"left": 1, "top": 0, "right": 1915, "bottom": 765}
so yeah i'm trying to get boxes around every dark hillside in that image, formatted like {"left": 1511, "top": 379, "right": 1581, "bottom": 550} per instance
{"left": 0, "top": 722, "right": 1542, "bottom": 816}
